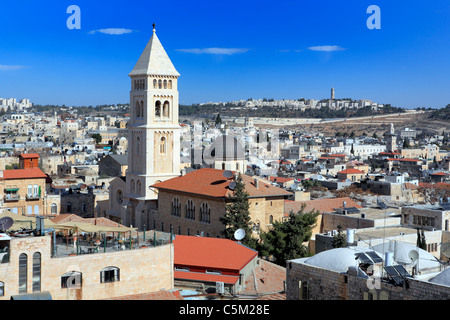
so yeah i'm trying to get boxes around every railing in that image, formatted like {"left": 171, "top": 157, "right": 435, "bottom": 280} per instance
{"left": 4, "top": 194, "right": 20, "bottom": 201}
{"left": 26, "top": 194, "right": 41, "bottom": 200}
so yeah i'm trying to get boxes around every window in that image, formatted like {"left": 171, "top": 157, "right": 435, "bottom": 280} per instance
{"left": 160, "top": 137, "right": 166, "bottom": 154}
{"left": 32, "top": 252, "right": 41, "bottom": 292}
{"left": 100, "top": 267, "right": 120, "bottom": 283}
{"left": 27, "top": 184, "right": 32, "bottom": 196}
{"left": 153, "top": 79, "right": 157, "bottom": 89}
{"left": 158, "top": 79, "right": 162, "bottom": 89}
{"left": 155, "top": 101, "right": 161, "bottom": 117}
{"left": 18, "top": 253, "right": 27, "bottom": 294}
{"left": 61, "top": 271, "right": 82, "bottom": 288}
{"left": 168, "top": 80, "right": 172, "bottom": 89}
{"left": 135, "top": 101, "right": 141, "bottom": 118}
{"left": 163, "top": 80, "right": 167, "bottom": 89}
{"left": 51, "top": 203, "right": 57, "bottom": 214}
{"left": 33, "top": 184, "right": 38, "bottom": 196}
{"left": 206, "top": 270, "right": 222, "bottom": 275}
{"left": 34, "top": 205, "right": 39, "bottom": 215}
{"left": 269, "top": 215, "right": 274, "bottom": 224}
{"left": 67, "top": 202, "right": 72, "bottom": 213}
{"left": 137, "top": 180, "right": 142, "bottom": 194}
{"left": 81, "top": 203, "right": 86, "bottom": 213}
{"left": 185, "top": 200, "right": 195, "bottom": 220}
{"left": 200, "top": 202, "right": 210, "bottom": 223}
{"left": 172, "top": 198, "right": 181, "bottom": 217}
{"left": 175, "top": 266, "right": 190, "bottom": 272}
{"left": 163, "top": 101, "right": 170, "bottom": 117}
{"left": 0, "top": 281, "right": 4, "bottom": 296}
{"left": 136, "top": 136, "right": 140, "bottom": 155}
{"left": 131, "top": 180, "right": 135, "bottom": 193}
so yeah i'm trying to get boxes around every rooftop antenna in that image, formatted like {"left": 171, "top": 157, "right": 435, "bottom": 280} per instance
{"left": 223, "top": 170, "right": 233, "bottom": 179}
{"left": 228, "top": 181, "right": 237, "bottom": 191}
{"left": 0, "top": 216, "right": 14, "bottom": 232}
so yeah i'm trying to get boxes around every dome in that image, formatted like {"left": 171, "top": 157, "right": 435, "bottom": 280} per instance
{"left": 372, "top": 241, "right": 440, "bottom": 271}
{"left": 304, "top": 247, "right": 369, "bottom": 273}
{"left": 429, "top": 268, "right": 450, "bottom": 287}
{"left": 208, "top": 135, "right": 245, "bottom": 161}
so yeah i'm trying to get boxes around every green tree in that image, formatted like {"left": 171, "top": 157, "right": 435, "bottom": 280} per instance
{"left": 91, "top": 133, "right": 102, "bottom": 144}
{"left": 220, "top": 173, "right": 256, "bottom": 249}
{"left": 331, "top": 225, "right": 347, "bottom": 248}
{"left": 215, "top": 113, "right": 222, "bottom": 125}
{"left": 258, "top": 205, "right": 319, "bottom": 266}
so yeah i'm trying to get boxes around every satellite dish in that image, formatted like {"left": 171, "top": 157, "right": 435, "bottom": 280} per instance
{"left": 223, "top": 170, "right": 233, "bottom": 179}
{"left": 0, "top": 217, "right": 14, "bottom": 232}
{"left": 441, "top": 242, "right": 450, "bottom": 258}
{"left": 234, "top": 228, "right": 245, "bottom": 241}
{"left": 229, "top": 181, "right": 237, "bottom": 191}
{"left": 408, "top": 250, "right": 419, "bottom": 263}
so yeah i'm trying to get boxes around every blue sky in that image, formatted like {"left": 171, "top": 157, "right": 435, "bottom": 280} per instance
{"left": 0, "top": 0, "right": 449, "bottom": 108}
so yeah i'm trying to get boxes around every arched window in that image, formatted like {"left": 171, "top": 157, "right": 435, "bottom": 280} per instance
{"left": 155, "top": 101, "right": 161, "bottom": 117}
{"left": 0, "top": 281, "right": 4, "bottom": 297}
{"left": 136, "top": 136, "right": 140, "bottom": 155}
{"left": 222, "top": 163, "right": 226, "bottom": 170}
{"left": 172, "top": 198, "right": 181, "bottom": 217}
{"left": 160, "top": 137, "right": 166, "bottom": 154}
{"left": 137, "top": 180, "right": 142, "bottom": 194}
{"left": 135, "top": 101, "right": 141, "bottom": 118}
{"left": 51, "top": 203, "right": 57, "bottom": 214}
{"left": 158, "top": 79, "right": 162, "bottom": 89}
{"left": 140, "top": 100, "right": 144, "bottom": 118}
{"left": 61, "top": 271, "right": 82, "bottom": 288}
{"left": 200, "top": 202, "right": 210, "bottom": 223}
{"left": 32, "top": 252, "right": 41, "bottom": 292}
{"left": 34, "top": 205, "right": 39, "bottom": 215}
{"left": 131, "top": 179, "right": 135, "bottom": 193}
{"left": 269, "top": 215, "right": 274, "bottom": 224}
{"left": 185, "top": 200, "right": 195, "bottom": 220}
{"left": 163, "top": 80, "right": 167, "bottom": 89}
{"left": 163, "top": 101, "right": 170, "bottom": 117}
{"left": 100, "top": 267, "right": 120, "bottom": 283}
{"left": 18, "top": 253, "right": 27, "bottom": 294}
{"left": 153, "top": 79, "right": 157, "bottom": 89}
{"left": 134, "top": 79, "right": 137, "bottom": 89}
{"left": 67, "top": 202, "right": 72, "bottom": 213}
{"left": 168, "top": 80, "right": 172, "bottom": 89}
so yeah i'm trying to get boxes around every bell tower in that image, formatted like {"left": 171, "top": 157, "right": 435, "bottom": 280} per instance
{"left": 125, "top": 24, "right": 181, "bottom": 228}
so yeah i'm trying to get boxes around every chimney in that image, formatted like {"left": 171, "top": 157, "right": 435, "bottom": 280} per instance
{"left": 254, "top": 178, "right": 259, "bottom": 189}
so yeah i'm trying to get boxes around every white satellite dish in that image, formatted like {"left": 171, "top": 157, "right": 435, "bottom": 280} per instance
{"left": 234, "top": 228, "right": 245, "bottom": 241}
{"left": 441, "top": 242, "right": 450, "bottom": 258}
{"left": 408, "top": 249, "right": 419, "bottom": 263}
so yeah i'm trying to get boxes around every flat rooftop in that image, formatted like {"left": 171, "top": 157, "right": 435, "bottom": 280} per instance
{"left": 346, "top": 206, "right": 402, "bottom": 220}
{"left": 355, "top": 226, "right": 421, "bottom": 241}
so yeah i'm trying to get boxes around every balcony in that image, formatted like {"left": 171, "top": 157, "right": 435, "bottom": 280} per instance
{"left": 26, "top": 194, "right": 41, "bottom": 200}
{"left": 4, "top": 194, "right": 20, "bottom": 202}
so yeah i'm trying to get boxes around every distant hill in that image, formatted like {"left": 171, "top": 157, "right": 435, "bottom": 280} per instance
{"left": 429, "top": 104, "right": 450, "bottom": 120}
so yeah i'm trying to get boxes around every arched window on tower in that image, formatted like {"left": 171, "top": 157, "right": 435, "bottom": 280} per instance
{"left": 140, "top": 100, "right": 144, "bottom": 118}
{"left": 160, "top": 137, "right": 166, "bottom": 154}
{"left": 155, "top": 101, "right": 161, "bottom": 117}
{"left": 158, "top": 80, "right": 162, "bottom": 89}
{"left": 163, "top": 80, "right": 167, "bottom": 89}
{"left": 163, "top": 101, "right": 170, "bottom": 118}
{"left": 136, "top": 136, "right": 140, "bottom": 155}
{"left": 137, "top": 180, "right": 142, "bottom": 195}
{"left": 168, "top": 80, "right": 172, "bottom": 89}
{"left": 153, "top": 79, "right": 157, "bottom": 89}
{"left": 131, "top": 180, "right": 135, "bottom": 194}
{"left": 135, "top": 101, "right": 141, "bottom": 118}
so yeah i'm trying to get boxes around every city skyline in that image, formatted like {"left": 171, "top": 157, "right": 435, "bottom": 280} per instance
{"left": 0, "top": 0, "right": 449, "bottom": 109}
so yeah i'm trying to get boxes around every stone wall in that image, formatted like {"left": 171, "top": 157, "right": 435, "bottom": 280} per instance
{"left": 0, "top": 235, "right": 173, "bottom": 300}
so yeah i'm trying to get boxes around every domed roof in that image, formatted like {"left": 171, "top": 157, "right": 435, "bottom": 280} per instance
{"left": 429, "top": 268, "right": 450, "bottom": 287}
{"left": 208, "top": 135, "right": 245, "bottom": 161}
{"left": 372, "top": 241, "right": 440, "bottom": 271}
{"left": 304, "top": 247, "right": 368, "bottom": 273}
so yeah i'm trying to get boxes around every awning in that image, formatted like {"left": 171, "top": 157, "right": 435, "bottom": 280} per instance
{"left": 10, "top": 291, "right": 52, "bottom": 300}
{"left": 0, "top": 233, "right": 11, "bottom": 240}
{"left": 55, "top": 221, "right": 136, "bottom": 233}
{"left": 5, "top": 188, "right": 19, "bottom": 192}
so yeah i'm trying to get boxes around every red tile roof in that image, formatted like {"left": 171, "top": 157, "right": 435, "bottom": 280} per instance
{"left": 174, "top": 271, "right": 239, "bottom": 285}
{"left": 152, "top": 168, "right": 292, "bottom": 199}
{"left": 431, "top": 172, "right": 447, "bottom": 176}
{"left": 0, "top": 168, "right": 47, "bottom": 180}
{"left": 19, "top": 153, "right": 40, "bottom": 159}
{"left": 173, "top": 235, "right": 258, "bottom": 271}
{"left": 268, "top": 176, "right": 294, "bottom": 184}
{"left": 337, "top": 169, "right": 365, "bottom": 174}
{"left": 285, "top": 197, "right": 362, "bottom": 215}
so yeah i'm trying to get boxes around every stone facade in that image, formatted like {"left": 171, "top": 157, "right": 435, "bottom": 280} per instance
{"left": 0, "top": 235, "right": 173, "bottom": 300}
{"left": 286, "top": 258, "right": 450, "bottom": 300}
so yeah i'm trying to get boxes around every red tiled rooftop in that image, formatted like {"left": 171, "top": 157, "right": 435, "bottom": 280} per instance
{"left": 173, "top": 235, "right": 258, "bottom": 271}
{"left": 174, "top": 270, "right": 239, "bottom": 285}
{"left": 431, "top": 172, "right": 447, "bottom": 176}
{"left": 19, "top": 153, "right": 40, "bottom": 159}
{"left": 285, "top": 197, "right": 361, "bottom": 215}
{"left": 152, "top": 168, "right": 292, "bottom": 199}
{"left": 0, "top": 168, "right": 47, "bottom": 180}
{"left": 337, "top": 168, "right": 365, "bottom": 174}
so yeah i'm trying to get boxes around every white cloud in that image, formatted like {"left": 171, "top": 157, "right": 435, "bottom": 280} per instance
{"left": 0, "top": 65, "right": 27, "bottom": 71}
{"left": 176, "top": 48, "right": 249, "bottom": 55}
{"left": 307, "top": 45, "right": 345, "bottom": 52}
{"left": 89, "top": 28, "right": 134, "bottom": 35}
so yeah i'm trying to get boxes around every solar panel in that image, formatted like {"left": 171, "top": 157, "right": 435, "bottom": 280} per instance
{"left": 366, "top": 251, "right": 383, "bottom": 263}
{"left": 378, "top": 202, "right": 388, "bottom": 210}
{"left": 345, "top": 207, "right": 361, "bottom": 214}
{"left": 393, "top": 265, "right": 411, "bottom": 278}
{"left": 384, "top": 266, "right": 404, "bottom": 286}
{"left": 355, "top": 252, "right": 372, "bottom": 264}
{"left": 440, "top": 203, "right": 450, "bottom": 211}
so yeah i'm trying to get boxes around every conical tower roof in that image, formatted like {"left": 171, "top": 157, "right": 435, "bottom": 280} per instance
{"left": 129, "top": 25, "right": 180, "bottom": 77}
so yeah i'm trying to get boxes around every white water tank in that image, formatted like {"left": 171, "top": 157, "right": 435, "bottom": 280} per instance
{"left": 346, "top": 229, "right": 355, "bottom": 244}
{"left": 385, "top": 251, "right": 394, "bottom": 266}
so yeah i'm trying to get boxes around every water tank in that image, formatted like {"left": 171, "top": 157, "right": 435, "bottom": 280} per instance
{"left": 346, "top": 229, "right": 355, "bottom": 244}
{"left": 385, "top": 251, "right": 394, "bottom": 267}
